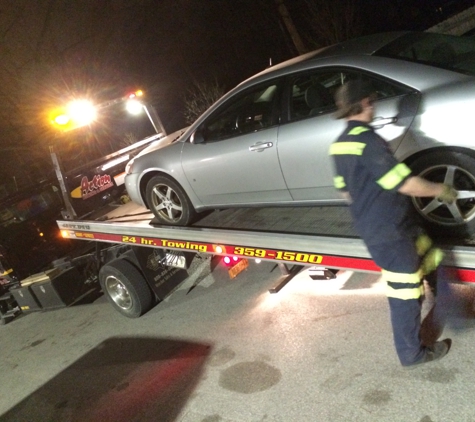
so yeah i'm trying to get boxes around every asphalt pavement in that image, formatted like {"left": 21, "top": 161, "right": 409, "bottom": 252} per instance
{"left": 1, "top": 254, "right": 475, "bottom": 422}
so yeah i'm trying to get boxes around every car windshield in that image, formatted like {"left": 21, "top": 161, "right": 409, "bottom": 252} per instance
{"left": 374, "top": 32, "right": 475, "bottom": 76}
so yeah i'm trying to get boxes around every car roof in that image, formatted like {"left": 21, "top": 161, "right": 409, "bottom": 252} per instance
{"left": 242, "top": 31, "right": 410, "bottom": 84}
{"left": 183, "top": 32, "right": 414, "bottom": 137}
{"left": 310, "top": 31, "right": 410, "bottom": 58}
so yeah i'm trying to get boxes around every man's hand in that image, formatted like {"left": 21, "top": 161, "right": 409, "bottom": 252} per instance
{"left": 437, "top": 184, "right": 458, "bottom": 204}
{"left": 399, "top": 177, "right": 458, "bottom": 203}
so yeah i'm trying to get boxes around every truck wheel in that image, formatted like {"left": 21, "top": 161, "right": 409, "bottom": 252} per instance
{"left": 99, "top": 259, "right": 153, "bottom": 318}
{"left": 145, "top": 175, "right": 196, "bottom": 226}
{"left": 410, "top": 151, "right": 475, "bottom": 237}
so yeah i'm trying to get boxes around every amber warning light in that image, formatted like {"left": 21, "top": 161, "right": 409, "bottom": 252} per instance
{"left": 128, "top": 90, "right": 144, "bottom": 99}
{"left": 213, "top": 245, "right": 226, "bottom": 254}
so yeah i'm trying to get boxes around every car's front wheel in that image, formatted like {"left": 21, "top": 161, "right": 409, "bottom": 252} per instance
{"left": 410, "top": 151, "right": 475, "bottom": 237}
{"left": 145, "top": 175, "right": 197, "bottom": 226}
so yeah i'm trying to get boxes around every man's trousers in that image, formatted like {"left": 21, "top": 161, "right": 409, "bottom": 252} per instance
{"left": 367, "top": 234, "right": 442, "bottom": 366}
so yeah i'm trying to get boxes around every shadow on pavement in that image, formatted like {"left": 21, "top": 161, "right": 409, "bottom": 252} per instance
{"left": 421, "top": 264, "right": 475, "bottom": 345}
{"left": 0, "top": 336, "right": 212, "bottom": 422}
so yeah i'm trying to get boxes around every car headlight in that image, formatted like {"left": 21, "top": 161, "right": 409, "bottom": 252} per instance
{"left": 125, "top": 158, "right": 134, "bottom": 175}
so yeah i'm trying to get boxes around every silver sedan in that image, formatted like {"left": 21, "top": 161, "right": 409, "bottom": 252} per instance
{"left": 125, "top": 31, "right": 475, "bottom": 236}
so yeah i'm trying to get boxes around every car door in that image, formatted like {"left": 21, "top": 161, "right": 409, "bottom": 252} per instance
{"left": 181, "top": 81, "right": 292, "bottom": 206}
{"left": 277, "top": 69, "right": 419, "bottom": 201}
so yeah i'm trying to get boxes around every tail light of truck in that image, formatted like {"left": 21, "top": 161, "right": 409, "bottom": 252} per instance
{"left": 223, "top": 255, "right": 239, "bottom": 266}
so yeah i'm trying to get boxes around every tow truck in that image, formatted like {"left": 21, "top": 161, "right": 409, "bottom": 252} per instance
{"left": 51, "top": 202, "right": 475, "bottom": 318}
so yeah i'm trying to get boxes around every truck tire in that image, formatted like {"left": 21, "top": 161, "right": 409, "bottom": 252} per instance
{"left": 99, "top": 259, "right": 154, "bottom": 318}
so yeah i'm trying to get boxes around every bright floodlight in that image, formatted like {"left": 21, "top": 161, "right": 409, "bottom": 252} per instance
{"left": 67, "top": 100, "right": 96, "bottom": 126}
{"left": 54, "top": 114, "right": 70, "bottom": 126}
{"left": 126, "top": 99, "right": 143, "bottom": 115}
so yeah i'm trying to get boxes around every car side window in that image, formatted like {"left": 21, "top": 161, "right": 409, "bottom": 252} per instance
{"left": 288, "top": 74, "right": 336, "bottom": 121}
{"left": 203, "top": 82, "right": 279, "bottom": 142}
{"left": 287, "top": 70, "right": 411, "bottom": 123}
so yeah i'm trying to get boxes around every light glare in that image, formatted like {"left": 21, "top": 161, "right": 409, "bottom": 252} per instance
{"left": 101, "top": 155, "right": 130, "bottom": 171}
{"left": 67, "top": 100, "right": 96, "bottom": 126}
{"left": 126, "top": 99, "right": 143, "bottom": 115}
{"left": 54, "top": 114, "right": 70, "bottom": 125}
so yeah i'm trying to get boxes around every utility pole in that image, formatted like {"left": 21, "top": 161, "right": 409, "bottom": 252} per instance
{"left": 274, "top": 0, "right": 308, "bottom": 55}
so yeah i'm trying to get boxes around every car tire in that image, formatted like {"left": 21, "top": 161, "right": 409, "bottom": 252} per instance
{"left": 409, "top": 151, "right": 475, "bottom": 237}
{"left": 99, "top": 259, "right": 154, "bottom": 318}
{"left": 145, "top": 175, "right": 197, "bottom": 226}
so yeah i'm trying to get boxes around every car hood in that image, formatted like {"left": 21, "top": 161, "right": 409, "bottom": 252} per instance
{"left": 134, "top": 127, "right": 189, "bottom": 159}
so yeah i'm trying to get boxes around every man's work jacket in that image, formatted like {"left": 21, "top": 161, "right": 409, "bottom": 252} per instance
{"left": 329, "top": 120, "right": 418, "bottom": 246}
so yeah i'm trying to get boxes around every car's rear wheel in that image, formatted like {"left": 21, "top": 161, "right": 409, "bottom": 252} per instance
{"left": 410, "top": 151, "right": 475, "bottom": 237}
{"left": 145, "top": 175, "right": 197, "bottom": 226}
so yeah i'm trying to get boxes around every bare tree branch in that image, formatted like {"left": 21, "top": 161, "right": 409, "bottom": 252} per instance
{"left": 303, "top": 0, "right": 362, "bottom": 47}
{"left": 183, "top": 80, "right": 226, "bottom": 125}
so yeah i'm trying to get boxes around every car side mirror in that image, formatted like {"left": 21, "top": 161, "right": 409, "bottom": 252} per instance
{"left": 190, "top": 129, "right": 205, "bottom": 144}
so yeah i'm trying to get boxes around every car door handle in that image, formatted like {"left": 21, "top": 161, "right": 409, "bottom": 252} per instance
{"left": 371, "top": 116, "right": 398, "bottom": 129}
{"left": 249, "top": 142, "right": 273, "bottom": 152}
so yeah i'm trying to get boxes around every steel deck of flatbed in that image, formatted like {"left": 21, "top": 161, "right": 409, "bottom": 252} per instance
{"left": 57, "top": 203, "right": 475, "bottom": 282}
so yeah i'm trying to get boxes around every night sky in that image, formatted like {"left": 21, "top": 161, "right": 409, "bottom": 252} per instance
{"left": 0, "top": 0, "right": 474, "bottom": 189}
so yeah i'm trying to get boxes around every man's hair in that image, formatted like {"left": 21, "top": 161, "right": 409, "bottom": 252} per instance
{"left": 334, "top": 80, "right": 375, "bottom": 119}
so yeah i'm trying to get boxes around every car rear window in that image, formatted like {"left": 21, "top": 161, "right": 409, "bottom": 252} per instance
{"left": 374, "top": 32, "right": 475, "bottom": 76}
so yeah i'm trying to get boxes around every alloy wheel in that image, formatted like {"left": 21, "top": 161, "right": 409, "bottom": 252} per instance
{"left": 104, "top": 275, "right": 132, "bottom": 310}
{"left": 150, "top": 183, "right": 183, "bottom": 223}
{"left": 413, "top": 163, "right": 475, "bottom": 226}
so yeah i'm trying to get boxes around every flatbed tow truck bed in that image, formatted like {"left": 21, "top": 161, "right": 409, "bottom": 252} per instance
{"left": 4, "top": 202, "right": 468, "bottom": 321}
{"left": 58, "top": 202, "right": 475, "bottom": 282}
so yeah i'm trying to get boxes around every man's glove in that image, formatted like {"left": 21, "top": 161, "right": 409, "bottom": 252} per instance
{"left": 438, "top": 184, "right": 458, "bottom": 204}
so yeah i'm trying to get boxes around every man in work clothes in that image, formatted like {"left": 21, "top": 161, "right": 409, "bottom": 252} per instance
{"left": 329, "top": 80, "right": 458, "bottom": 368}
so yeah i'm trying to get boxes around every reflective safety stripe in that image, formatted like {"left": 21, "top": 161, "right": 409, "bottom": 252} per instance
{"left": 329, "top": 142, "right": 366, "bottom": 156}
{"left": 334, "top": 175, "right": 346, "bottom": 189}
{"left": 415, "top": 234, "right": 433, "bottom": 256}
{"left": 1, "top": 268, "right": 13, "bottom": 276}
{"left": 381, "top": 269, "right": 422, "bottom": 284}
{"left": 377, "top": 163, "right": 412, "bottom": 190}
{"left": 348, "top": 126, "right": 370, "bottom": 136}
{"left": 386, "top": 283, "right": 424, "bottom": 300}
{"left": 382, "top": 269, "right": 424, "bottom": 299}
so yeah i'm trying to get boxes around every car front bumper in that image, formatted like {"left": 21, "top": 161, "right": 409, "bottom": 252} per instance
{"left": 125, "top": 173, "right": 146, "bottom": 207}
